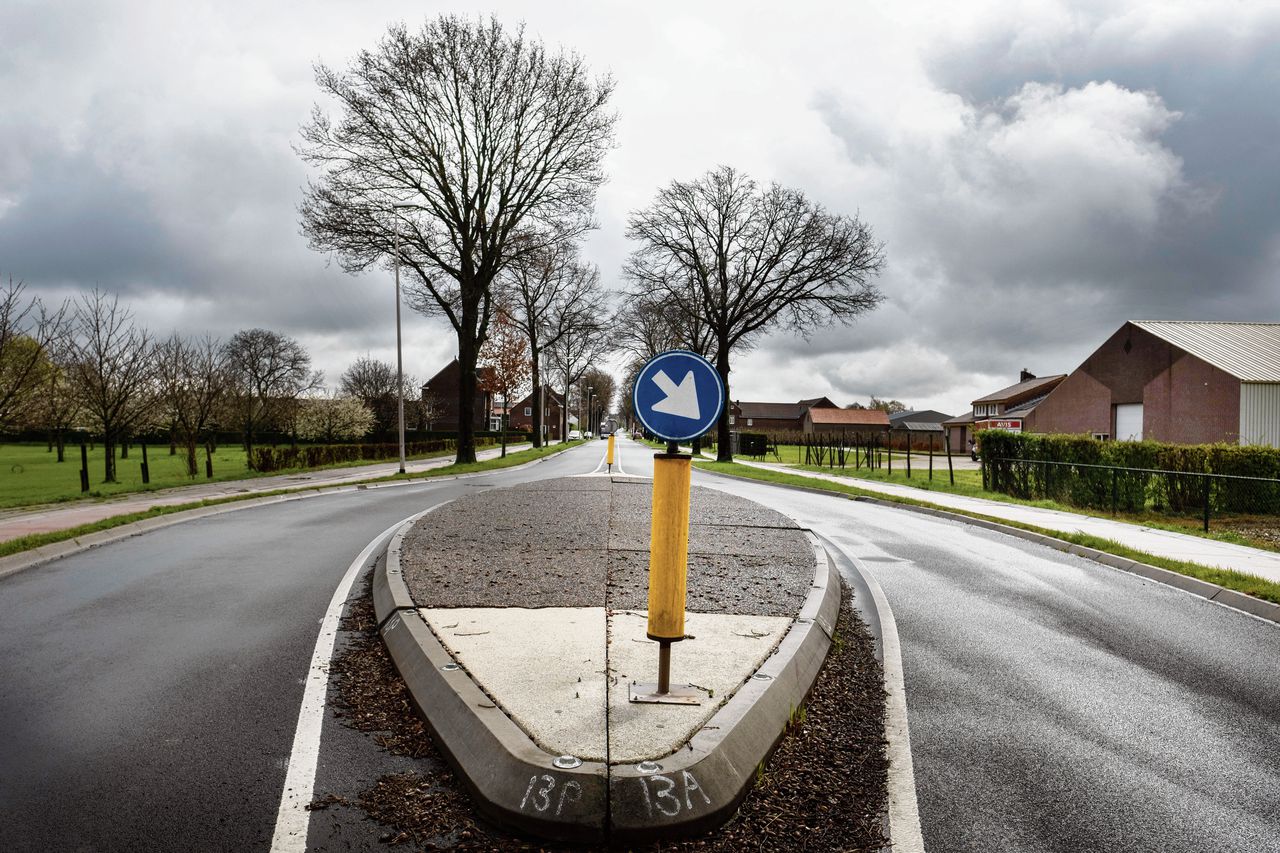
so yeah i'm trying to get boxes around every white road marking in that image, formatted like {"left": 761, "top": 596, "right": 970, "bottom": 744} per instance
{"left": 269, "top": 511, "right": 426, "bottom": 853}
{"left": 831, "top": 541, "right": 927, "bottom": 853}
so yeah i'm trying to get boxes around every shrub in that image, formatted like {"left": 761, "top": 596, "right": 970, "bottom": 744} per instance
{"left": 977, "top": 431, "right": 1280, "bottom": 516}
{"left": 248, "top": 438, "right": 499, "bottom": 472}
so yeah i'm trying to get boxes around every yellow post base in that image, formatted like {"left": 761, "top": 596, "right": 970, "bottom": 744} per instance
{"left": 647, "top": 453, "right": 692, "bottom": 641}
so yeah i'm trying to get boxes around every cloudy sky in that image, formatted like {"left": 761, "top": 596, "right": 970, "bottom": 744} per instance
{"left": 2, "top": 0, "right": 1278, "bottom": 415}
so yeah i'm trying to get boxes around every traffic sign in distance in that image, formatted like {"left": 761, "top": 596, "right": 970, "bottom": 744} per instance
{"left": 632, "top": 350, "right": 725, "bottom": 442}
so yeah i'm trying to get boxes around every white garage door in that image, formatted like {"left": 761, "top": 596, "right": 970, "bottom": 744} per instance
{"left": 1115, "top": 403, "right": 1143, "bottom": 441}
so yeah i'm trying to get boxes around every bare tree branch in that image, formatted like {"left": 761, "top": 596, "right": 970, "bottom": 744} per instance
{"left": 624, "top": 166, "right": 885, "bottom": 460}
{"left": 298, "top": 15, "right": 616, "bottom": 462}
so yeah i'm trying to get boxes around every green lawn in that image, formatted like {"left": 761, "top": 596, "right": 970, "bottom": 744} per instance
{"left": 695, "top": 461, "right": 1280, "bottom": 605}
{"left": 733, "top": 452, "right": 1280, "bottom": 554}
{"left": 0, "top": 440, "right": 581, "bottom": 559}
{"left": 0, "top": 440, "right": 476, "bottom": 510}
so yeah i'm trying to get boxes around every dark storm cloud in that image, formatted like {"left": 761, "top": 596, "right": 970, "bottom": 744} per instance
{"left": 2, "top": 1, "right": 1278, "bottom": 410}
{"left": 0, "top": 149, "right": 186, "bottom": 289}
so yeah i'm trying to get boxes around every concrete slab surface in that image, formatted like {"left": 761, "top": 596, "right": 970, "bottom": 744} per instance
{"left": 606, "top": 611, "right": 791, "bottom": 763}
{"left": 422, "top": 607, "right": 609, "bottom": 759}
{"left": 420, "top": 606, "right": 790, "bottom": 763}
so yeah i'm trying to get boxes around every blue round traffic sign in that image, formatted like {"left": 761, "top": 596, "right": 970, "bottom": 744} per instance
{"left": 632, "top": 350, "right": 725, "bottom": 442}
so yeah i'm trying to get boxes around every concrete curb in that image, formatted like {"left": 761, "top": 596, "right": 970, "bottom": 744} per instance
{"left": 0, "top": 448, "right": 568, "bottom": 583}
{"left": 694, "top": 466, "right": 1280, "bottom": 628}
{"left": 373, "top": 525, "right": 841, "bottom": 843}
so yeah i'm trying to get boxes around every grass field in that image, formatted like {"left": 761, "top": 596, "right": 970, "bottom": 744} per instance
{"left": 695, "top": 460, "right": 1280, "bottom": 605}
{"left": 0, "top": 440, "right": 580, "bottom": 559}
{"left": 725, "top": 444, "right": 1280, "bottom": 553}
{"left": 0, "top": 441, "right": 462, "bottom": 509}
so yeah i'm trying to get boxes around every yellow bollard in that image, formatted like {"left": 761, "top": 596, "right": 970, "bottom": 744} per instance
{"left": 647, "top": 454, "right": 691, "bottom": 641}
{"left": 606, "top": 434, "right": 615, "bottom": 468}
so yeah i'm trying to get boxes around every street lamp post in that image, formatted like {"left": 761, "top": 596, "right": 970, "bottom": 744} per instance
{"left": 391, "top": 202, "right": 417, "bottom": 475}
{"left": 587, "top": 387, "right": 594, "bottom": 438}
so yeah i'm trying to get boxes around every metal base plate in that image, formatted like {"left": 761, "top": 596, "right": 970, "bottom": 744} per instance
{"left": 628, "top": 683, "right": 704, "bottom": 705}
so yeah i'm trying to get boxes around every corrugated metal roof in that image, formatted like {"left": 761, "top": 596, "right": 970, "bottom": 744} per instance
{"left": 1132, "top": 321, "right": 1280, "bottom": 382}
{"left": 738, "top": 401, "right": 803, "bottom": 419}
{"left": 898, "top": 421, "right": 945, "bottom": 432}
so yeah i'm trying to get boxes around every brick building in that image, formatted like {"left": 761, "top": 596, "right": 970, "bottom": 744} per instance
{"left": 421, "top": 359, "right": 496, "bottom": 432}
{"left": 944, "top": 371, "right": 1067, "bottom": 453}
{"left": 1030, "top": 321, "right": 1280, "bottom": 446}
{"left": 507, "top": 386, "right": 566, "bottom": 442}
{"left": 733, "top": 397, "right": 839, "bottom": 433}
{"left": 803, "top": 407, "right": 891, "bottom": 435}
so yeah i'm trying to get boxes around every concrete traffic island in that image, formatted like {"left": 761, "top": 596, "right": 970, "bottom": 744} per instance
{"left": 372, "top": 475, "right": 840, "bottom": 843}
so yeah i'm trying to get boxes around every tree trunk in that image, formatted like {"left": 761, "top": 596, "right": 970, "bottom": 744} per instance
{"left": 55, "top": 430, "right": 65, "bottom": 463}
{"left": 530, "top": 345, "right": 543, "bottom": 448}
{"left": 716, "top": 342, "right": 733, "bottom": 463}
{"left": 120, "top": 437, "right": 129, "bottom": 459}
{"left": 186, "top": 438, "right": 199, "bottom": 478}
{"left": 456, "top": 333, "right": 479, "bottom": 464}
{"left": 103, "top": 434, "right": 117, "bottom": 483}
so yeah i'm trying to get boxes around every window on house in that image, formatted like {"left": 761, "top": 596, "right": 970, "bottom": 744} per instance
{"left": 524, "top": 407, "right": 532, "bottom": 417}
{"left": 747, "top": 418, "right": 753, "bottom": 426}
{"left": 1092, "top": 432, "right": 1110, "bottom": 441}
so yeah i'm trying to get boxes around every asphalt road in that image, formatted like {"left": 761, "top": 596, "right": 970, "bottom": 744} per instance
{"left": 2, "top": 434, "right": 1277, "bottom": 852}
{"left": 0, "top": 443, "right": 601, "bottom": 853}
{"left": 685, "top": 458, "right": 1280, "bottom": 853}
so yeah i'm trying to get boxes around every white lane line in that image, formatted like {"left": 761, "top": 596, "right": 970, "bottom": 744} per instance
{"left": 269, "top": 511, "right": 425, "bottom": 853}
{"left": 829, "top": 539, "right": 927, "bottom": 853}
{"left": 613, "top": 437, "right": 631, "bottom": 477}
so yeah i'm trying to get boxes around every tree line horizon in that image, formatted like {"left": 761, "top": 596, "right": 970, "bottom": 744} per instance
{"left": 2, "top": 13, "right": 887, "bottom": 472}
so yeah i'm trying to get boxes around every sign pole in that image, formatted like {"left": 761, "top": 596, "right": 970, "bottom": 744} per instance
{"left": 628, "top": 350, "right": 723, "bottom": 706}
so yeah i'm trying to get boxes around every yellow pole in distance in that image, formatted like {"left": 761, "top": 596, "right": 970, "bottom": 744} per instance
{"left": 648, "top": 453, "right": 692, "bottom": 642}
{"left": 606, "top": 434, "right": 615, "bottom": 468}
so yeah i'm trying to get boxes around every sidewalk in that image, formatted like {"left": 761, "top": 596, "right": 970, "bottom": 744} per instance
{"left": 0, "top": 443, "right": 532, "bottom": 545}
{"left": 731, "top": 459, "right": 1280, "bottom": 585}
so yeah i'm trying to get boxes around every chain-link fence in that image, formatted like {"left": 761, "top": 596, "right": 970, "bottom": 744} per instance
{"left": 984, "top": 457, "right": 1280, "bottom": 532}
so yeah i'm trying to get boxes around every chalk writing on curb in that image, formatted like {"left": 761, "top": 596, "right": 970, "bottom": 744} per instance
{"left": 635, "top": 771, "right": 712, "bottom": 818}
{"left": 519, "top": 774, "right": 583, "bottom": 817}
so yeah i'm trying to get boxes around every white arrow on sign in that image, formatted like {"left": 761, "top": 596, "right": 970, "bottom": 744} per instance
{"left": 650, "top": 369, "right": 701, "bottom": 420}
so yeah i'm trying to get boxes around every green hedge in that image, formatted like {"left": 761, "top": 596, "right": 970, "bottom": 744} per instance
{"left": 978, "top": 431, "right": 1280, "bottom": 515}
{"left": 249, "top": 438, "right": 498, "bottom": 473}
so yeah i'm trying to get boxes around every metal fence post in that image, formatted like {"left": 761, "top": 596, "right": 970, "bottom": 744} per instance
{"left": 1111, "top": 467, "right": 1118, "bottom": 515}
{"left": 1203, "top": 476, "right": 1211, "bottom": 532}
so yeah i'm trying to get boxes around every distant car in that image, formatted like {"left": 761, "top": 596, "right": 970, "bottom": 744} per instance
{"left": 584, "top": 431, "right": 594, "bottom": 439}
{"left": 568, "top": 429, "right": 582, "bottom": 440}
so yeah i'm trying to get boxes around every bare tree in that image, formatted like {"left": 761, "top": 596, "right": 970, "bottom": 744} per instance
{"left": 222, "top": 328, "right": 319, "bottom": 459}
{"left": 66, "top": 290, "right": 153, "bottom": 482}
{"left": 548, "top": 303, "right": 610, "bottom": 442}
{"left": 625, "top": 166, "right": 885, "bottom": 461}
{"left": 0, "top": 277, "right": 67, "bottom": 430}
{"left": 340, "top": 355, "right": 399, "bottom": 436}
{"left": 155, "top": 334, "right": 228, "bottom": 477}
{"left": 299, "top": 15, "right": 616, "bottom": 464}
{"left": 33, "top": 343, "right": 80, "bottom": 462}
{"left": 578, "top": 366, "right": 617, "bottom": 436}
{"left": 614, "top": 288, "right": 713, "bottom": 365}
{"left": 419, "top": 387, "right": 446, "bottom": 431}
{"left": 500, "top": 242, "right": 600, "bottom": 447}
{"left": 478, "top": 302, "right": 531, "bottom": 457}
